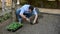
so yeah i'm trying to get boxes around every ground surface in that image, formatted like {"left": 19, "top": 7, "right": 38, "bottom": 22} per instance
{"left": 0, "top": 13, "right": 60, "bottom": 34}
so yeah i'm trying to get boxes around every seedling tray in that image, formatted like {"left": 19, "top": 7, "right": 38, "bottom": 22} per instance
{"left": 6, "top": 22, "right": 23, "bottom": 32}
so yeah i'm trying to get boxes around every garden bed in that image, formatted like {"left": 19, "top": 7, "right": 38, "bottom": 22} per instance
{"left": 0, "top": 12, "right": 12, "bottom": 23}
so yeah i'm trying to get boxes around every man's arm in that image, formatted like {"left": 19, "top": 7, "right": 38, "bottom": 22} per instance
{"left": 19, "top": 10, "right": 30, "bottom": 22}
{"left": 33, "top": 8, "right": 38, "bottom": 23}
{"left": 33, "top": 14, "right": 38, "bottom": 23}
{"left": 20, "top": 14, "right": 30, "bottom": 22}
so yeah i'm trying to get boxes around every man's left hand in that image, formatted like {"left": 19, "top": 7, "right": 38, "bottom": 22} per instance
{"left": 33, "top": 20, "right": 36, "bottom": 24}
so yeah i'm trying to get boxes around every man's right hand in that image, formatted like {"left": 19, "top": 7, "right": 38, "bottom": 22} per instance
{"left": 26, "top": 18, "right": 30, "bottom": 22}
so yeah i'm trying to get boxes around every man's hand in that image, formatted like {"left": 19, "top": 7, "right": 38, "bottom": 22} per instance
{"left": 33, "top": 20, "right": 36, "bottom": 24}
{"left": 26, "top": 18, "right": 30, "bottom": 22}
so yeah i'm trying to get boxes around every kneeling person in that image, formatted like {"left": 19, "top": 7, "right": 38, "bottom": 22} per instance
{"left": 16, "top": 4, "right": 38, "bottom": 24}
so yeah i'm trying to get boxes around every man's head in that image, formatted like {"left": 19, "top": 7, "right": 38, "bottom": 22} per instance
{"left": 29, "top": 5, "right": 34, "bottom": 12}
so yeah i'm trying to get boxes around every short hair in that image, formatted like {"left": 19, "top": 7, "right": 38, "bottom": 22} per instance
{"left": 29, "top": 5, "right": 34, "bottom": 11}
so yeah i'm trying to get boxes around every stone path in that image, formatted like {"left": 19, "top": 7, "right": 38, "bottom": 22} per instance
{"left": 39, "top": 8, "right": 60, "bottom": 14}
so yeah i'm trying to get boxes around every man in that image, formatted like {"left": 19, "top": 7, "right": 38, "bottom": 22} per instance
{"left": 16, "top": 4, "right": 38, "bottom": 24}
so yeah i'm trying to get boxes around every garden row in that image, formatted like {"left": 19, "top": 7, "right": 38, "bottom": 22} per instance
{"left": 0, "top": 13, "right": 12, "bottom": 23}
